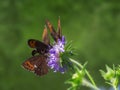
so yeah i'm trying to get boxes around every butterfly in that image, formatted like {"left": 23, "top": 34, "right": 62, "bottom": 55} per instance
{"left": 22, "top": 18, "right": 62, "bottom": 76}
{"left": 46, "top": 17, "right": 62, "bottom": 42}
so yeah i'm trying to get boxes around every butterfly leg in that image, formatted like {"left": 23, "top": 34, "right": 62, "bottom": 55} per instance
{"left": 32, "top": 50, "right": 38, "bottom": 56}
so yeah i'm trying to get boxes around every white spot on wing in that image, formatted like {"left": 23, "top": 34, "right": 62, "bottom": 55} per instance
{"left": 34, "top": 65, "right": 37, "bottom": 68}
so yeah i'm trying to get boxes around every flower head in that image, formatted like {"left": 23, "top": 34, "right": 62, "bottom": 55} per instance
{"left": 48, "top": 36, "right": 66, "bottom": 73}
{"left": 46, "top": 19, "right": 74, "bottom": 73}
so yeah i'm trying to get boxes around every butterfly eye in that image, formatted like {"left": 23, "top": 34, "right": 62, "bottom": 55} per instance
{"left": 41, "top": 49, "right": 45, "bottom": 54}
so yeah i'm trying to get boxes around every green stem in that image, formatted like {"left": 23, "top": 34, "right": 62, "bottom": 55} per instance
{"left": 113, "top": 86, "right": 118, "bottom": 90}
{"left": 82, "top": 78, "right": 100, "bottom": 90}
{"left": 69, "top": 58, "right": 100, "bottom": 90}
{"left": 85, "top": 69, "right": 96, "bottom": 87}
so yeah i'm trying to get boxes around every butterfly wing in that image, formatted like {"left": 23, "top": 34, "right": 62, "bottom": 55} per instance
{"left": 46, "top": 19, "right": 58, "bottom": 42}
{"left": 28, "top": 39, "right": 48, "bottom": 48}
{"left": 34, "top": 59, "right": 48, "bottom": 76}
{"left": 28, "top": 39, "right": 49, "bottom": 54}
{"left": 22, "top": 55, "right": 48, "bottom": 76}
{"left": 42, "top": 25, "right": 50, "bottom": 45}
{"left": 57, "top": 17, "right": 62, "bottom": 39}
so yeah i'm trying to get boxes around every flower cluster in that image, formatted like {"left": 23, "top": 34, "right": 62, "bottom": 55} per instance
{"left": 47, "top": 36, "right": 66, "bottom": 73}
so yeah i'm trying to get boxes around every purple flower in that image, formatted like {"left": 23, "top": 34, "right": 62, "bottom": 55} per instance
{"left": 47, "top": 36, "right": 66, "bottom": 73}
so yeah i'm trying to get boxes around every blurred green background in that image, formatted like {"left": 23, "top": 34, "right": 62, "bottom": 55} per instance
{"left": 0, "top": 0, "right": 120, "bottom": 90}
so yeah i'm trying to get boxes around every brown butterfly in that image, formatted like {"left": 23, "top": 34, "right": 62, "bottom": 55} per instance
{"left": 46, "top": 17, "right": 62, "bottom": 42}
{"left": 22, "top": 26, "right": 50, "bottom": 76}
{"left": 22, "top": 18, "right": 62, "bottom": 76}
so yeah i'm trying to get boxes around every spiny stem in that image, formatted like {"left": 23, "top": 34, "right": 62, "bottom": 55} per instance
{"left": 69, "top": 58, "right": 100, "bottom": 90}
